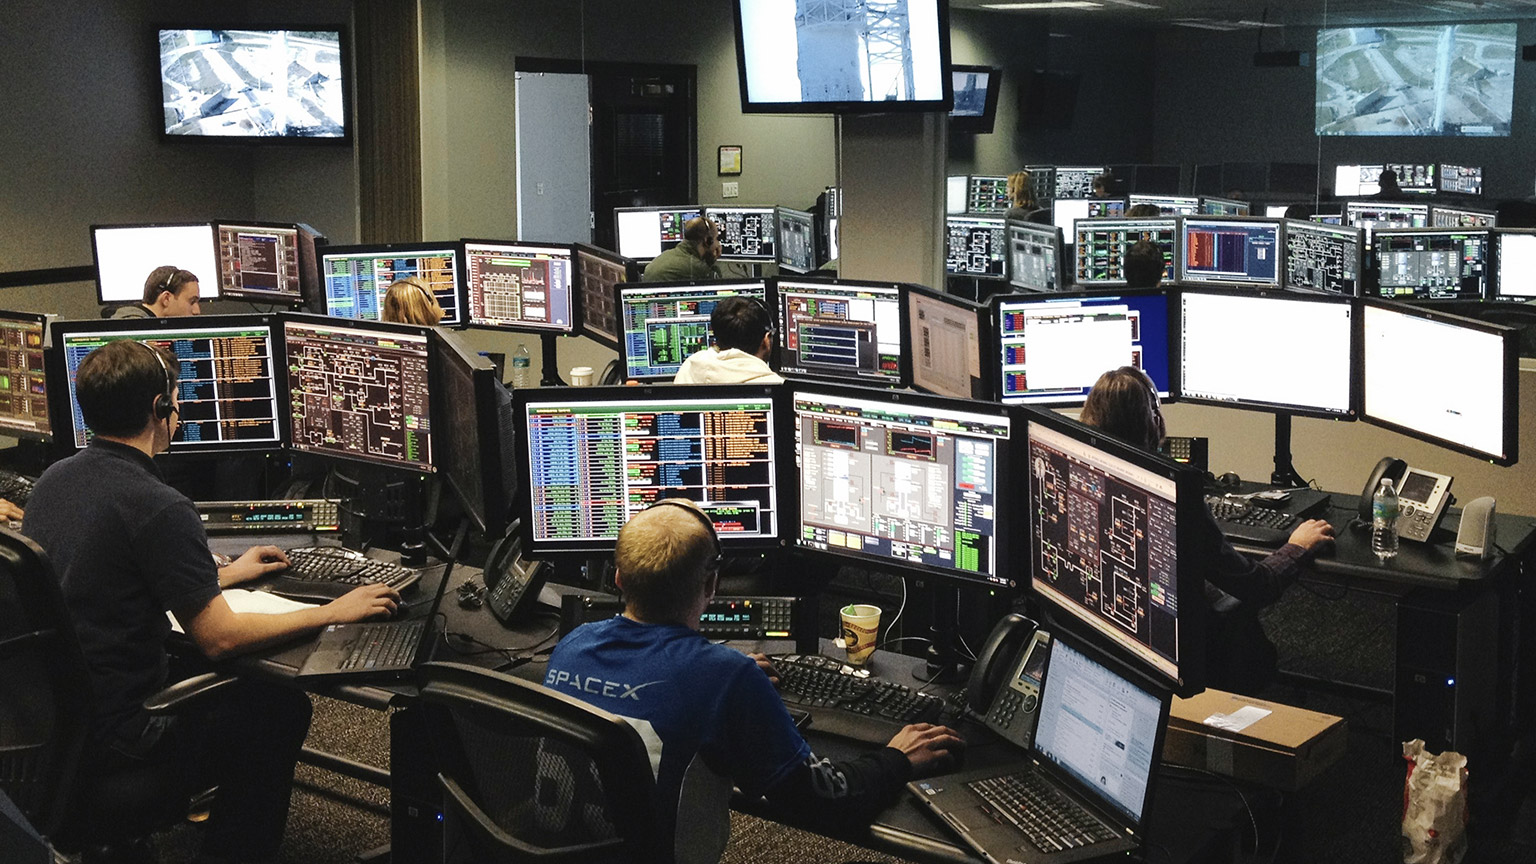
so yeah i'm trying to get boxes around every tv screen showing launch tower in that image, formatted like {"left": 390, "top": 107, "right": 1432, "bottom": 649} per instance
{"left": 733, "top": 0, "right": 953, "bottom": 113}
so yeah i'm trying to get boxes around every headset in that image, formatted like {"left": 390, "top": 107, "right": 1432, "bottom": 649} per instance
{"left": 136, "top": 341, "right": 176, "bottom": 421}
{"left": 643, "top": 498, "right": 723, "bottom": 576}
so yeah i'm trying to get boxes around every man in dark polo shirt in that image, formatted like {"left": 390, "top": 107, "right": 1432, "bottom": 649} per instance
{"left": 23, "top": 340, "right": 399, "bottom": 864}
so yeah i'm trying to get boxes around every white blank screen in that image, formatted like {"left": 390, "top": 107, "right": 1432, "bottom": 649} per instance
{"left": 1053, "top": 199, "right": 1090, "bottom": 235}
{"left": 1498, "top": 234, "right": 1536, "bottom": 299}
{"left": 1180, "top": 292, "right": 1353, "bottom": 415}
{"left": 94, "top": 225, "right": 219, "bottom": 302}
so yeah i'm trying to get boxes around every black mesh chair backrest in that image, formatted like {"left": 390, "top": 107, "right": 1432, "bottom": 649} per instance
{"left": 417, "top": 661, "right": 668, "bottom": 864}
{"left": 0, "top": 527, "right": 92, "bottom": 838}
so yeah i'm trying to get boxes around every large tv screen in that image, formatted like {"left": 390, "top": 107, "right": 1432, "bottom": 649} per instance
{"left": 158, "top": 28, "right": 349, "bottom": 140}
{"left": 733, "top": 0, "right": 952, "bottom": 113}
{"left": 1315, "top": 24, "right": 1514, "bottom": 137}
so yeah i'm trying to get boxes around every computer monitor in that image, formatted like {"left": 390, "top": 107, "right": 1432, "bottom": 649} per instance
{"left": 434, "top": 330, "right": 511, "bottom": 537}
{"left": 1175, "top": 217, "right": 1282, "bottom": 288}
{"left": 513, "top": 384, "right": 783, "bottom": 554}
{"left": 1025, "top": 409, "right": 1206, "bottom": 692}
{"left": 91, "top": 223, "right": 220, "bottom": 304}
{"left": 1312, "top": 213, "right": 1344, "bottom": 226}
{"left": 461, "top": 240, "right": 575, "bottom": 333}
{"left": 616, "top": 280, "right": 770, "bottom": 381}
{"left": 775, "top": 278, "right": 906, "bottom": 386}
{"left": 704, "top": 206, "right": 777, "bottom": 262}
{"left": 1053, "top": 167, "right": 1104, "bottom": 200}
{"left": 776, "top": 207, "right": 817, "bottom": 272}
{"left": 946, "top": 175, "right": 969, "bottom": 215}
{"left": 967, "top": 175, "right": 1010, "bottom": 214}
{"left": 1052, "top": 199, "right": 1091, "bottom": 236}
{"left": 1025, "top": 166, "right": 1055, "bottom": 201}
{"left": 1201, "top": 196, "right": 1250, "bottom": 216}
{"left": 1265, "top": 205, "right": 1292, "bottom": 218}
{"left": 791, "top": 384, "right": 1015, "bottom": 589}
{"left": 1178, "top": 289, "right": 1356, "bottom": 419}
{"left": 320, "top": 243, "right": 462, "bottom": 326}
{"left": 1345, "top": 201, "right": 1430, "bottom": 232}
{"left": 1335, "top": 163, "right": 1437, "bottom": 196}
{"left": 1282, "top": 220, "right": 1363, "bottom": 296}
{"left": 1007, "top": 222, "right": 1064, "bottom": 292}
{"left": 1430, "top": 206, "right": 1496, "bottom": 228}
{"left": 213, "top": 221, "right": 304, "bottom": 305}
{"left": 1362, "top": 302, "right": 1516, "bottom": 465}
{"left": 53, "top": 315, "right": 282, "bottom": 453}
{"left": 1491, "top": 230, "right": 1536, "bottom": 302}
{"left": 612, "top": 206, "right": 703, "bottom": 260}
{"left": 1369, "top": 228, "right": 1491, "bottom": 301}
{"left": 572, "top": 243, "right": 632, "bottom": 349}
{"left": 950, "top": 65, "right": 1002, "bottom": 134}
{"left": 1127, "top": 194, "right": 1200, "bottom": 216}
{"left": 907, "top": 284, "right": 990, "bottom": 400}
{"left": 944, "top": 215, "right": 1008, "bottom": 278}
{"left": 993, "top": 291, "right": 1173, "bottom": 406}
{"left": 0, "top": 311, "right": 51, "bottom": 442}
{"left": 1072, "top": 217, "right": 1178, "bottom": 286}
{"left": 1440, "top": 164, "right": 1483, "bottom": 196}
{"left": 282, "top": 315, "right": 434, "bottom": 472}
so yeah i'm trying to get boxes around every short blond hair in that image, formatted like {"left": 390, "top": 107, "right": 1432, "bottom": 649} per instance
{"left": 615, "top": 501, "right": 717, "bottom": 622}
{"left": 1006, "top": 171, "right": 1035, "bottom": 210}
{"left": 382, "top": 277, "right": 444, "bottom": 325}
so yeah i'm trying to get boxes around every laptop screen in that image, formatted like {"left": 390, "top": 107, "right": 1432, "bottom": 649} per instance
{"left": 1032, "top": 640, "right": 1163, "bottom": 825}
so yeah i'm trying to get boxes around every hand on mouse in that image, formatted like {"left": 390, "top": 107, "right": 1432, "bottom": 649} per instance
{"left": 327, "top": 583, "right": 401, "bottom": 623}
{"left": 1288, "top": 518, "right": 1336, "bottom": 553}
{"left": 218, "top": 545, "right": 291, "bottom": 587}
{"left": 749, "top": 652, "right": 780, "bottom": 687}
{"left": 887, "top": 722, "right": 966, "bottom": 779}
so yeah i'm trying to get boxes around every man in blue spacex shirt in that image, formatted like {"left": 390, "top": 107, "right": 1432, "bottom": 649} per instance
{"left": 546, "top": 499, "right": 963, "bottom": 849}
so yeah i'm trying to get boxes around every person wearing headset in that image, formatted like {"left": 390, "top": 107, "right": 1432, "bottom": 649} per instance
{"left": 1078, "top": 366, "right": 1334, "bottom": 694}
{"left": 641, "top": 216, "right": 723, "bottom": 282}
{"left": 22, "top": 340, "right": 400, "bottom": 864}
{"left": 112, "top": 265, "right": 204, "bottom": 318}
{"left": 673, "top": 296, "right": 783, "bottom": 384}
{"left": 381, "top": 276, "right": 446, "bottom": 326}
{"left": 545, "top": 499, "right": 963, "bottom": 854}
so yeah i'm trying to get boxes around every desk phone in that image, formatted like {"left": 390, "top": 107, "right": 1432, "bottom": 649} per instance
{"left": 980, "top": 629, "right": 1052, "bottom": 748}
{"left": 1358, "top": 458, "right": 1454, "bottom": 543}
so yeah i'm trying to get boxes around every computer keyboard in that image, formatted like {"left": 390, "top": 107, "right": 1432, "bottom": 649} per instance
{"left": 1206, "top": 495, "right": 1296, "bottom": 546}
{"left": 969, "top": 770, "right": 1117, "bottom": 853}
{"left": 770, "top": 653, "right": 946, "bottom": 745}
{"left": 0, "top": 468, "right": 34, "bottom": 507}
{"left": 259, "top": 546, "right": 421, "bottom": 602}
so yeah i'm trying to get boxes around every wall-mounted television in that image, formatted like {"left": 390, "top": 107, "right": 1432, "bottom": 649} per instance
{"left": 732, "top": 0, "right": 952, "bottom": 113}
{"left": 950, "top": 64, "right": 1000, "bottom": 134}
{"left": 157, "top": 27, "right": 350, "bottom": 141}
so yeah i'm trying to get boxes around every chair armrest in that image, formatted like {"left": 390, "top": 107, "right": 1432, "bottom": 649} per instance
{"left": 143, "top": 671, "right": 237, "bottom": 714}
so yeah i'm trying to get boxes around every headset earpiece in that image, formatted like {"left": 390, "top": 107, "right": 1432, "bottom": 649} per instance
{"left": 138, "top": 341, "right": 174, "bottom": 420}
{"left": 643, "top": 498, "right": 723, "bottom": 574}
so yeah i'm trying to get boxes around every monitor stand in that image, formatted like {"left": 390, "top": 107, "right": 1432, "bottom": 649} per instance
{"left": 923, "top": 581, "right": 969, "bottom": 684}
{"left": 1270, "top": 413, "right": 1306, "bottom": 488}
{"left": 539, "top": 333, "right": 567, "bottom": 387}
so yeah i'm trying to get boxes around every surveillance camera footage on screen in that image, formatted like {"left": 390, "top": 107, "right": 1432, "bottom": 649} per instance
{"left": 1315, "top": 24, "right": 1514, "bottom": 137}
{"left": 159, "top": 29, "right": 347, "bottom": 139}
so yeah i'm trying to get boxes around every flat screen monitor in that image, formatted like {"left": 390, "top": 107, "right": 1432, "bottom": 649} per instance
{"left": 945, "top": 215, "right": 1008, "bottom": 278}
{"left": 1179, "top": 289, "right": 1356, "bottom": 419}
{"left": 1282, "top": 220, "right": 1363, "bottom": 296}
{"left": 514, "top": 385, "right": 782, "bottom": 554}
{"left": 282, "top": 315, "right": 434, "bottom": 472}
{"left": 776, "top": 207, "right": 817, "bottom": 272}
{"left": 1127, "top": 194, "right": 1199, "bottom": 216}
{"left": 1345, "top": 201, "right": 1430, "bottom": 232}
{"left": 1052, "top": 199, "right": 1123, "bottom": 236}
{"left": 157, "top": 28, "right": 349, "bottom": 140}
{"left": 994, "top": 291, "right": 1172, "bottom": 406}
{"left": 704, "top": 206, "right": 777, "bottom": 262}
{"left": 321, "top": 243, "right": 461, "bottom": 326}
{"left": 1440, "top": 164, "right": 1484, "bottom": 196}
{"left": 950, "top": 65, "right": 1001, "bottom": 134}
{"left": 1430, "top": 206, "right": 1496, "bottom": 228}
{"left": 1175, "top": 217, "right": 1282, "bottom": 288}
{"left": 1370, "top": 228, "right": 1491, "bottom": 301}
{"left": 1492, "top": 230, "right": 1536, "bottom": 302}
{"left": 1265, "top": 205, "right": 1292, "bottom": 218}
{"left": 54, "top": 316, "right": 281, "bottom": 453}
{"left": 92, "top": 223, "right": 220, "bottom": 304}
{"left": 1026, "top": 410, "right": 1205, "bottom": 692}
{"left": 732, "top": 0, "right": 952, "bottom": 113}
{"left": 907, "top": 285, "right": 989, "bottom": 400}
{"left": 213, "top": 221, "right": 304, "bottom": 304}
{"left": 967, "top": 175, "right": 1010, "bottom": 214}
{"left": 1362, "top": 302, "right": 1516, "bottom": 465}
{"left": 792, "top": 384, "right": 1014, "bottom": 588}
{"left": 0, "top": 311, "right": 51, "bottom": 442}
{"left": 775, "top": 278, "right": 906, "bottom": 386}
{"left": 461, "top": 240, "right": 575, "bottom": 333}
{"left": 616, "top": 280, "right": 770, "bottom": 381}
{"left": 1007, "top": 222, "right": 1064, "bottom": 292}
{"left": 1201, "top": 196, "right": 1250, "bottom": 216}
{"left": 1025, "top": 166, "right": 1055, "bottom": 201}
{"left": 947, "top": 175, "right": 969, "bottom": 215}
{"left": 1053, "top": 167, "right": 1103, "bottom": 200}
{"left": 613, "top": 206, "right": 703, "bottom": 260}
{"left": 1312, "top": 213, "right": 1344, "bottom": 225}
{"left": 1072, "top": 218, "right": 1177, "bottom": 286}
{"left": 434, "top": 330, "right": 511, "bottom": 537}
{"left": 572, "top": 243, "right": 631, "bottom": 349}
{"left": 1334, "top": 163, "right": 1439, "bottom": 195}
{"left": 1317, "top": 25, "right": 1514, "bottom": 137}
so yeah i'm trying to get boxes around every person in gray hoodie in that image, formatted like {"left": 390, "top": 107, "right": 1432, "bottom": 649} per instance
{"left": 674, "top": 296, "right": 783, "bottom": 384}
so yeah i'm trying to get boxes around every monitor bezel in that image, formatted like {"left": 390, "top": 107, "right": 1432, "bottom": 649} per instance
{"left": 614, "top": 279, "right": 776, "bottom": 382}
{"left": 944, "top": 213, "right": 1010, "bottom": 279}
{"left": 1366, "top": 226, "right": 1493, "bottom": 303}
{"left": 1279, "top": 219, "right": 1365, "bottom": 297}
{"left": 1127, "top": 193, "right": 1201, "bottom": 216}
{"left": 1051, "top": 166, "right": 1107, "bottom": 201}
{"left": 949, "top": 64, "right": 1002, "bottom": 134}
{"left": 457, "top": 238, "right": 579, "bottom": 335}
{"left": 772, "top": 276, "right": 912, "bottom": 389}
{"left": 211, "top": 219, "right": 308, "bottom": 306}
{"left": 316, "top": 240, "right": 465, "bottom": 327}
{"left": 775, "top": 206, "right": 818, "bottom": 273}
{"left": 702, "top": 206, "right": 779, "bottom": 263}
{"left": 964, "top": 174, "right": 1011, "bottom": 214}
{"left": 905, "top": 282, "right": 994, "bottom": 401}
{"left": 571, "top": 242, "right": 635, "bottom": 348}
{"left": 0, "top": 309, "right": 53, "bottom": 443}
{"left": 91, "top": 222, "right": 221, "bottom": 305}
{"left": 432, "top": 329, "right": 510, "bottom": 538}
{"left": 1199, "top": 196, "right": 1251, "bottom": 216}
{"left": 1005, "top": 220, "right": 1066, "bottom": 293}
{"left": 1343, "top": 200, "right": 1431, "bottom": 230}
{"left": 1174, "top": 215, "right": 1284, "bottom": 289}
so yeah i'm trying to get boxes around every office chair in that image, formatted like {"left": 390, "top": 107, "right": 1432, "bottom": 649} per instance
{"left": 0, "top": 527, "right": 232, "bottom": 862}
{"left": 418, "top": 661, "right": 726, "bottom": 864}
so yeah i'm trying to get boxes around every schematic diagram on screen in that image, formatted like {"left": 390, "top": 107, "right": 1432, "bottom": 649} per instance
{"left": 286, "top": 328, "right": 432, "bottom": 469}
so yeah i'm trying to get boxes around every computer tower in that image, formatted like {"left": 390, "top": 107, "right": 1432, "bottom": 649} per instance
{"left": 390, "top": 706, "right": 444, "bottom": 862}
{"left": 1393, "top": 588, "right": 1498, "bottom": 755}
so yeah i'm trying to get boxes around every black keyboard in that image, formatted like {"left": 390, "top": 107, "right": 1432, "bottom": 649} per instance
{"left": 342, "top": 620, "right": 424, "bottom": 670}
{"left": 770, "top": 653, "right": 945, "bottom": 744}
{"left": 969, "top": 770, "right": 1118, "bottom": 853}
{"left": 0, "top": 469, "right": 34, "bottom": 507}
{"left": 1206, "top": 495, "right": 1296, "bottom": 546}
{"left": 259, "top": 546, "right": 421, "bottom": 602}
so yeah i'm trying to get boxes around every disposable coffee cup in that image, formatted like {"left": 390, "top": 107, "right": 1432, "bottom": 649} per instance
{"left": 839, "top": 604, "right": 881, "bottom": 666}
{"left": 569, "top": 366, "right": 594, "bottom": 386}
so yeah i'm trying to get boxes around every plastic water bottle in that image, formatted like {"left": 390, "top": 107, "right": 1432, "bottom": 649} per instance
{"left": 511, "top": 344, "right": 532, "bottom": 389}
{"left": 1372, "top": 477, "right": 1400, "bottom": 560}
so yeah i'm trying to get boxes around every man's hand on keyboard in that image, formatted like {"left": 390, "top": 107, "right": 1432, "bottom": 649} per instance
{"left": 1287, "top": 518, "right": 1336, "bottom": 553}
{"left": 0, "top": 498, "right": 23, "bottom": 524}
{"left": 218, "top": 545, "right": 292, "bottom": 587}
{"left": 326, "top": 582, "right": 401, "bottom": 623}
{"left": 888, "top": 722, "right": 965, "bottom": 779}
{"left": 749, "top": 652, "right": 780, "bottom": 686}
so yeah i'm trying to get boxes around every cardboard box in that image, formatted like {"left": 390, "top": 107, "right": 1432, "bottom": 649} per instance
{"left": 1163, "top": 689, "right": 1348, "bottom": 790}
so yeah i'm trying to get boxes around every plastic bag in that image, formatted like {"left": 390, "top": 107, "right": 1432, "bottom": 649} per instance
{"left": 1401, "top": 739, "right": 1468, "bottom": 864}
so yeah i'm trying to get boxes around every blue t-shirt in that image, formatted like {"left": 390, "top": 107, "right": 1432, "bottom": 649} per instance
{"left": 545, "top": 616, "right": 809, "bottom": 813}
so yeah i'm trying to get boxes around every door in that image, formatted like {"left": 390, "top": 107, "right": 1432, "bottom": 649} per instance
{"left": 515, "top": 71, "right": 593, "bottom": 243}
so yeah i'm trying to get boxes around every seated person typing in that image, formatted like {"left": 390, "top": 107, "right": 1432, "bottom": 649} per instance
{"left": 22, "top": 340, "right": 399, "bottom": 864}
{"left": 545, "top": 499, "right": 962, "bottom": 849}
{"left": 674, "top": 296, "right": 784, "bottom": 385}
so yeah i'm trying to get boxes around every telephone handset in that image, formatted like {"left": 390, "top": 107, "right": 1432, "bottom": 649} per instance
{"left": 965, "top": 613, "right": 1037, "bottom": 713}
{"left": 1357, "top": 457, "right": 1455, "bottom": 543}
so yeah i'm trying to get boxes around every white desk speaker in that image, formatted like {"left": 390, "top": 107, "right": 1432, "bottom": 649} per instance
{"left": 1454, "top": 496, "right": 1496, "bottom": 560}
